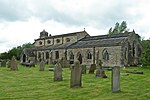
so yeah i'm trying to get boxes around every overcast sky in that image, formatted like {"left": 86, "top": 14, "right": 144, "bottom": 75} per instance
{"left": 0, "top": 0, "right": 150, "bottom": 53}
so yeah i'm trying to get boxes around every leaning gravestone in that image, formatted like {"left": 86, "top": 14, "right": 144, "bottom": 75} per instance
{"left": 10, "top": 56, "right": 18, "bottom": 71}
{"left": 70, "top": 61, "right": 82, "bottom": 88}
{"left": 112, "top": 66, "right": 120, "bottom": 92}
{"left": 39, "top": 60, "right": 45, "bottom": 71}
{"left": 81, "top": 65, "right": 86, "bottom": 74}
{"left": 89, "top": 64, "right": 96, "bottom": 74}
{"left": 54, "top": 61, "right": 63, "bottom": 81}
{"left": 95, "top": 60, "right": 107, "bottom": 78}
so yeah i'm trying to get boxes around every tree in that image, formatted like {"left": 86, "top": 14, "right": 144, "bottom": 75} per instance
{"left": 140, "top": 40, "right": 150, "bottom": 66}
{"left": 119, "top": 21, "right": 127, "bottom": 33}
{"left": 0, "top": 43, "right": 33, "bottom": 60}
{"left": 108, "top": 21, "right": 128, "bottom": 34}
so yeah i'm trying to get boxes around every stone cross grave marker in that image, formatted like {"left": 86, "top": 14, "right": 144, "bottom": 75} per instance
{"left": 54, "top": 61, "right": 63, "bottom": 81}
{"left": 95, "top": 60, "right": 107, "bottom": 78}
{"left": 70, "top": 60, "right": 82, "bottom": 88}
{"left": 10, "top": 56, "right": 18, "bottom": 71}
{"left": 39, "top": 60, "right": 45, "bottom": 71}
{"left": 112, "top": 66, "right": 120, "bottom": 92}
{"left": 89, "top": 64, "right": 96, "bottom": 74}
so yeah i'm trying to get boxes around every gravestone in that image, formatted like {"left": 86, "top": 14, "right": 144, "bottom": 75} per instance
{"left": 39, "top": 60, "right": 45, "bottom": 71}
{"left": 112, "top": 66, "right": 120, "bottom": 93}
{"left": 1, "top": 60, "right": 6, "bottom": 67}
{"left": 70, "top": 61, "right": 82, "bottom": 88}
{"left": 81, "top": 65, "right": 86, "bottom": 74}
{"left": 89, "top": 64, "right": 96, "bottom": 74}
{"left": 10, "top": 56, "right": 18, "bottom": 71}
{"left": 95, "top": 60, "right": 107, "bottom": 78}
{"left": 7, "top": 60, "right": 11, "bottom": 68}
{"left": 54, "top": 62, "right": 63, "bottom": 81}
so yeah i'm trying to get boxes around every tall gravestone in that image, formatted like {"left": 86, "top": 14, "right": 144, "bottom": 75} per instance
{"left": 54, "top": 62, "right": 63, "bottom": 81}
{"left": 70, "top": 61, "right": 82, "bottom": 88}
{"left": 112, "top": 66, "right": 120, "bottom": 92}
{"left": 39, "top": 60, "right": 45, "bottom": 71}
{"left": 10, "top": 56, "right": 18, "bottom": 71}
{"left": 95, "top": 60, "right": 107, "bottom": 78}
{"left": 89, "top": 64, "right": 96, "bottom": 74}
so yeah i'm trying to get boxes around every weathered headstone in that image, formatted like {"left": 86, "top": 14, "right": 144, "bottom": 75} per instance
{"left": 95, "top": 60, "right": 107, "bottom": 78}
{"left": 10, "top": 56, "right": 18, "bottom": 71}
{"left": 89, "top": 64, "right": 96, "bottom": 74}
{"left": 81, "top": 65, "right": 86, "bottom": 74}
{"left": 54, "top": 62, "right": 63, "bottom": 81}
{"left": 7, "top": 60, "right": 11, "bottom": 68}
{"left": 39, "top": 60, "right": 45, "bottom": 71}
{"left": 70, "top": 61, "right": 82, "bottom": 88}
{"left": 1, "top": 60, "right": 6, "bottom": 67}
{"left": 112, "top": 66, "right": 120, "bottom": 93}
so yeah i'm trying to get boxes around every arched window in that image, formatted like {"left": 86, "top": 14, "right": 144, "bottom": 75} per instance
{"left": 38, "top": 52, "right": 41, "bottom": 59}
{"left": 102, "top": 49, "right": 109, "bottom": 61}
{"left": 87, "top": 50, "right": 92, "bottom": 59}
{"left": 46, "top": 52, "right": 49, "bottom": 59}
{"left": 77, "top": 52, "right": 82, "bottom": 64}
{"left": 69, "top": 51, "right": 74, "bottom": 64}
{"left": 132, "top": 41, "right": 135, "bottom": 57}
{"left": 55, "top": 51, "right": 59, "bottom": 59}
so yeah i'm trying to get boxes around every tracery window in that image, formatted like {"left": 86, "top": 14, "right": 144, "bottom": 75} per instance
{"left": 102, "top": 49, "right": 109, "bottom": 61}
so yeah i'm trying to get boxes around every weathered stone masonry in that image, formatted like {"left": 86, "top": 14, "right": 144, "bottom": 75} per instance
{"left": 21, "top": 29, "right": 142, "bottom": 67}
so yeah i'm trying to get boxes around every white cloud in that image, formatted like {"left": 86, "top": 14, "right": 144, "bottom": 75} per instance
{"left": 0, "top": 0, "right": 150, "bottom": 53}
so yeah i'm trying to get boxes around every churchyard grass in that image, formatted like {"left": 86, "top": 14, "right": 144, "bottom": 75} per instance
{"left": 0, "top": 64, "right": 150, "bottom": 100}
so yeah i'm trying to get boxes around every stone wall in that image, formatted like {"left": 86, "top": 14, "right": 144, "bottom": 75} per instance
{"left": 67, "top": 46, "right": 122, "bottom": 67}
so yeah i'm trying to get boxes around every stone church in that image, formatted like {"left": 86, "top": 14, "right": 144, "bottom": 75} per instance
{"left": 21, "top": 29, "right": 142, "bottom": 67}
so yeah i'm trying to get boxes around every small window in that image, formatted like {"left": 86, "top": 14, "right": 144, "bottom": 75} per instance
{"left": 87, "top": 50, "right": 92, "bottom": 59}
{"left": 70, "top": 51, "right": 74, "bottom": 64}
{"left": 38, "top": 52, "right": 41, "bottom": 58}
{"left": 47, "top": 40, "right": 51, "bottom": 44}
{"left": 56, "top": 39, "right": 60, "bottom": 43}
{"left": 66, "top": 38, "right": 70, "bottom": 42}
{"left": 55, "top": 51, "right": 59, "bottom": 59}
{"left": 39, "top": 41, "right": 42, "bottom": 45}
{"left": 46, "top": 52, "right": 49, "bottom": 59}
{"left": 102, "top": 49, "right": 109, "bottom": 61}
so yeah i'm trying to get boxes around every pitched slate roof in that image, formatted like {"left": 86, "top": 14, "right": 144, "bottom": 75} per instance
{"left": 68, "top": 33, "right": 129, "bottom": 49}
{"left": 35, "top": 31, "right": 89, "bottom": 41}
{"left": 23, "top": 48, "right": 35, "bottom": 57}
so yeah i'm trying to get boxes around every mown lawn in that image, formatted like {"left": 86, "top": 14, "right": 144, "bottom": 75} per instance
{"left": 0, "top": 64, "right": 150, "bottom": 100}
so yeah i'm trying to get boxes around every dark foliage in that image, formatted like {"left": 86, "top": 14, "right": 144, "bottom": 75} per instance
{"left": 0, "top": 43, "right": 32, "bottom": 60}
